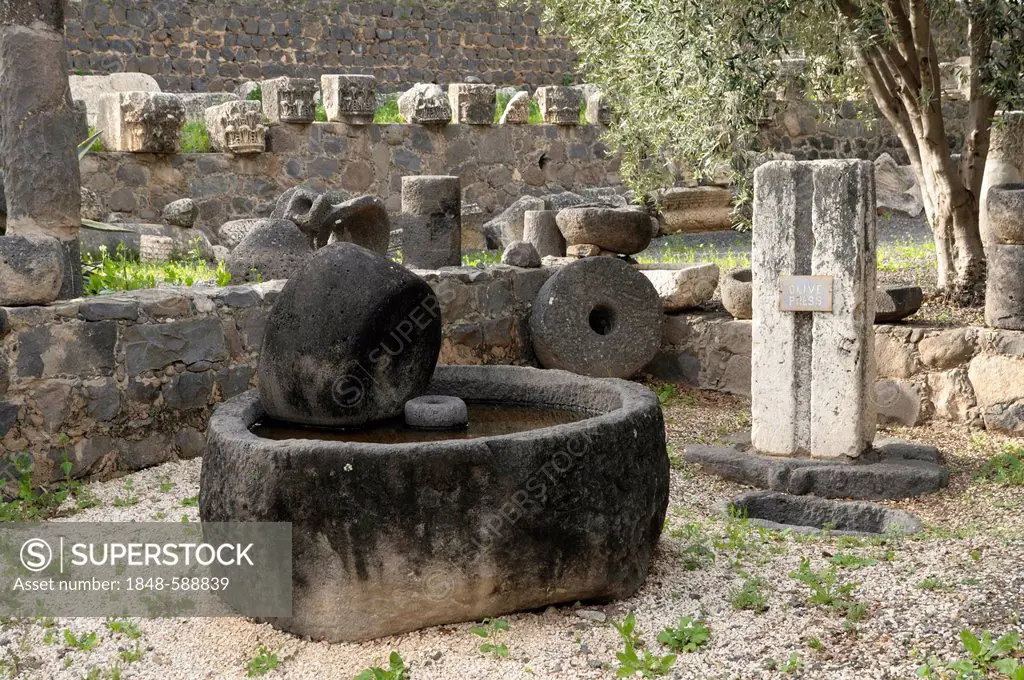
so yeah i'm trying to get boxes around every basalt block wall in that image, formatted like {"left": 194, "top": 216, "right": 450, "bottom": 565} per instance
{"left": 65, "top": 0, "right": 576, "bottom": 92}
{"left": 2, "top": 262, "right": 1014, "bottom": 485}
{"left": 80, "top": 122, "right": 620, "bottom": 242}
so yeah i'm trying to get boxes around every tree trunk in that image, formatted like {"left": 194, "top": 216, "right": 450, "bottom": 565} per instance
{"left": 916, "top": 141, "right": 987, "bottom": 305}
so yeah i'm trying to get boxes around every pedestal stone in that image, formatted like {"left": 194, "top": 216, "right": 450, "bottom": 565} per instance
{"left": 448, "top": 84, "right": 496, "bottom": 125}
{"left": 585, "top": 92, "right": 611, "bottom": 125}
{"left": 322, "top": 74, "right": 376, "bottom": 125}
{"left": 205, "top": 100, "right": 266, "bottom": 154}
{"left": 262, "top": 77, "right": 316, "bottom": 124}
{"left": 95, "top": 92, "right": 185, "bottom": 153}
{"left": 401, "top": 176, "right": 461, "bottom": 269}
{"left": 751, "top": 160, "right": 877, "bottom": 459}
{"left": 536, "top": 86, "right": 581, "bottom": 125}
{"left": 397, "top": 83, "right": 450, "bottom": 125}
{"left": 499, "top": 91, "right": 530, "bottom": 124}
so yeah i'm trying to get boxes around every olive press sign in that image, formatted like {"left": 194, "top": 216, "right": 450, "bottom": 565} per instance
{"left": 779, "top": 275, "right": 834, "bottom": 312}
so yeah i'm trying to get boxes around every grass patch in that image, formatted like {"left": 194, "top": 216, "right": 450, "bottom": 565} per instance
{"left": 462, "top": 249, "right": 503, "bottom": 267}
{"left": 876, "top": 237, "right": 936, "bottom": 284}
{"left": 86, "top": 126, "right": 106, "bottom": 152}
{"left": 373, "top": 94, "right": 403, "bottom": 123}
{"left": 730, "top": 577, "right": 769, "bottom": 613}
{"left": 978, "top": 444, "right": 1024, "bottom": 486}
{"left": 82, "top": 242, "right": 232, "bottom": 295}
{"left": 494, "top": 91, "right": 543, "bottom": 124}
{"left": 635, "top": 240, "right": 751, "bottom": 270}
{"left": 180, "top": 121, "right": 211, "bottom": 153}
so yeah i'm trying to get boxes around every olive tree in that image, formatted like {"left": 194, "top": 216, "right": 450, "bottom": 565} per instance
{"left": 525, "top": 0, "right": 1024, "bottom": 305}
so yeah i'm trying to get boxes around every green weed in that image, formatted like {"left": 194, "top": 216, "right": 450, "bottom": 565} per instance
{"left": 657, "top": 617, "right": 710, "bottom": 653}
{"left": 180, "top": 121, "right": 211, "bottom": 153}
{"left": 470, "top": 617, "right": 510, "bottom": 659}
{"left": 354, "top": 652, "right": 408, "bottom": 680}
{"left": 245, "top": 645, "right": 280, "bottom": 677}
{"left": 612, "top": 612, "right": 676, "bottom": 677}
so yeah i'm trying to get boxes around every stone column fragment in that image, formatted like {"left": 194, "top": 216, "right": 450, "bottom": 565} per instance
{"left": 750, "top": 160, "right": 876, "bottom": 459}
{"left": 262, "top": 76, "right": 316, "bottom": 124}
{"left": 401, "top": 176, "right": 461, "bottom": 269}
{"left": 979, "top": 111, "right": 1023, "bottom": 245}
{"left": 0, "top": 0, "right": 82, "bottom": 300}
{"left": 96, "top": 92, "right": 185, "bottom": 153}
{"left": 205, "top": 100, "right": 266, "bottom": 154}
{"left": 448, "top": 84, "right": 495, "bottom": 125}
{"left": 523, "top": 210, "right": 565, "bottom": 257}
{"left": 536, "top": 86, "right": 581, "bottom": 125}
{"left": 321, "top": 74, "right": 376, "bottom": 125}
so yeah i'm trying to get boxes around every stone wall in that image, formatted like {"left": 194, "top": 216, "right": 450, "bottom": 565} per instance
{"left": 0, "top": 265, "right": 547, "bottom": 483}
{"left": 758, "top": 98, "right": 970, "bottom": 164}
{"left": 650, "top": 313, "right": 1024, "bottom": 435}
{"left": 65, "top": 0, "right": 576, "bottom": 92}
{"left": 4, "top": 263, "right": 1012, "bottom": 484}
{"left": 80, "top": 123, "right": 619, "bottom": 245}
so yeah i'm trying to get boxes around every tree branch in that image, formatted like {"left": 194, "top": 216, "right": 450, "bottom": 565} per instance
{"left": 961, "top": 4, "right": 998, "bottom": 199}
{"left": 885, "top": 0, "right": 919, "bottom": 78}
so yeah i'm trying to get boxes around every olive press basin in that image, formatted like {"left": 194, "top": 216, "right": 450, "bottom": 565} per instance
{"left": 200, "top": 365, "right": 669, "bottom": 642}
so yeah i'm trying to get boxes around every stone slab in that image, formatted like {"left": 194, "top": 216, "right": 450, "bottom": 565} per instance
{"left": 684, "top": 438, "right": 948, "bottom": 500}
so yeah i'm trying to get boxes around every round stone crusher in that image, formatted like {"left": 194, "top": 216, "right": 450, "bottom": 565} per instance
{"left": 530, "top": 257, "right": 663, "bottom": 379}
{"left": 200, "top": 364, "right": 669, "bottom": 642}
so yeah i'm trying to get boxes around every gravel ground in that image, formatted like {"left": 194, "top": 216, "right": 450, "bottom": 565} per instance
{"left": 2, "top": 386, "right": 1021, "bottom": 680}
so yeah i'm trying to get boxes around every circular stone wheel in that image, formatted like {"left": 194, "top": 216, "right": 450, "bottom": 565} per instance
{"left": 530, "top": 257, "right": 662, "bottom": 378}
{"left": 404, "top": 395, "right": 468, "bottom": 429}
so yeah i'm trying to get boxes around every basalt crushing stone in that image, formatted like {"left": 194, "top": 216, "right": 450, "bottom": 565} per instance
{"left": 530, "top": 257, "right": 662, "bottom": 378}
{"left": 258, "top": 242, "right": 442, "bottom": 427}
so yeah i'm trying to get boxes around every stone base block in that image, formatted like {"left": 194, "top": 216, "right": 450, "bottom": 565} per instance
{"left": 986, "top": 242, "right": 1024, "bottom": 330}
{"left": 713, "top": 491, "right": 923, "bottom": 535}
{"left": 0, "top": 234, "right": 64, "bottom": 305}
{"left": 684, "top": 436, "right": 948, "bottom": 500}
{"left": 95, "top": 92, "right": 185, "bottom": 153}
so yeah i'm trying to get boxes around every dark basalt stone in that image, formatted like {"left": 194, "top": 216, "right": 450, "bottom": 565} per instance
{"left": 404, "top": 395, "right": 468, "bottom": 429}
{"left": 257, "top": 242, "right": 442, "bottom": 427}
{"left": 201, "top": 364, "right": 669, "bottom": 641}
{"left": 530, "top": 257, "right": 662, "bottom": 379}
{"left": 684, "top": 437, "right": 948, "bottom": 500}
{"left": 225, "top": 218, "right": 313, "bottom": 284}
{"left": 875, "top": 285, "right": 923, "bottom": 323}
{"left": 715, "top": 491, "right": 922, "bottom": 535}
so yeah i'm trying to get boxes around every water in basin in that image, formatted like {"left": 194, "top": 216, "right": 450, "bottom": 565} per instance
{"left": 251, "top": 402, "right": 591, "bottom": 444}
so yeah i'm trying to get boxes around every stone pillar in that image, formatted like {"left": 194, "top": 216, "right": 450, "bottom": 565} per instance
{"left": 984, "top": 185, "right": 1024, "bottom": 329}
{"left": 523, "top": 210, "right": 565, "bottom": 257}
{"left": 0, "top": 0, "right": 82, "bottom": 300}
{"left": 750, "top": 160, "right": 877, "bottom": 459}
{"left": 979, "top": 111, "right": 1023, "bottom": 245}
{"left": 401, "top": 176, "right": 461, "bottom": 269}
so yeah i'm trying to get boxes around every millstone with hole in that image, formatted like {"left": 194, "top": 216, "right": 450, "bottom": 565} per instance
{"left": 530, "top": 257, "right": 662, "bottom": 378}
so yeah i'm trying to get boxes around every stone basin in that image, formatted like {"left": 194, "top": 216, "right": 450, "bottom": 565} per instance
{"left": 200, "top": 364, "right": 669, "bottom": 642}
{"left": 715, "top": 491, "right": 923, "bottom": 536}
